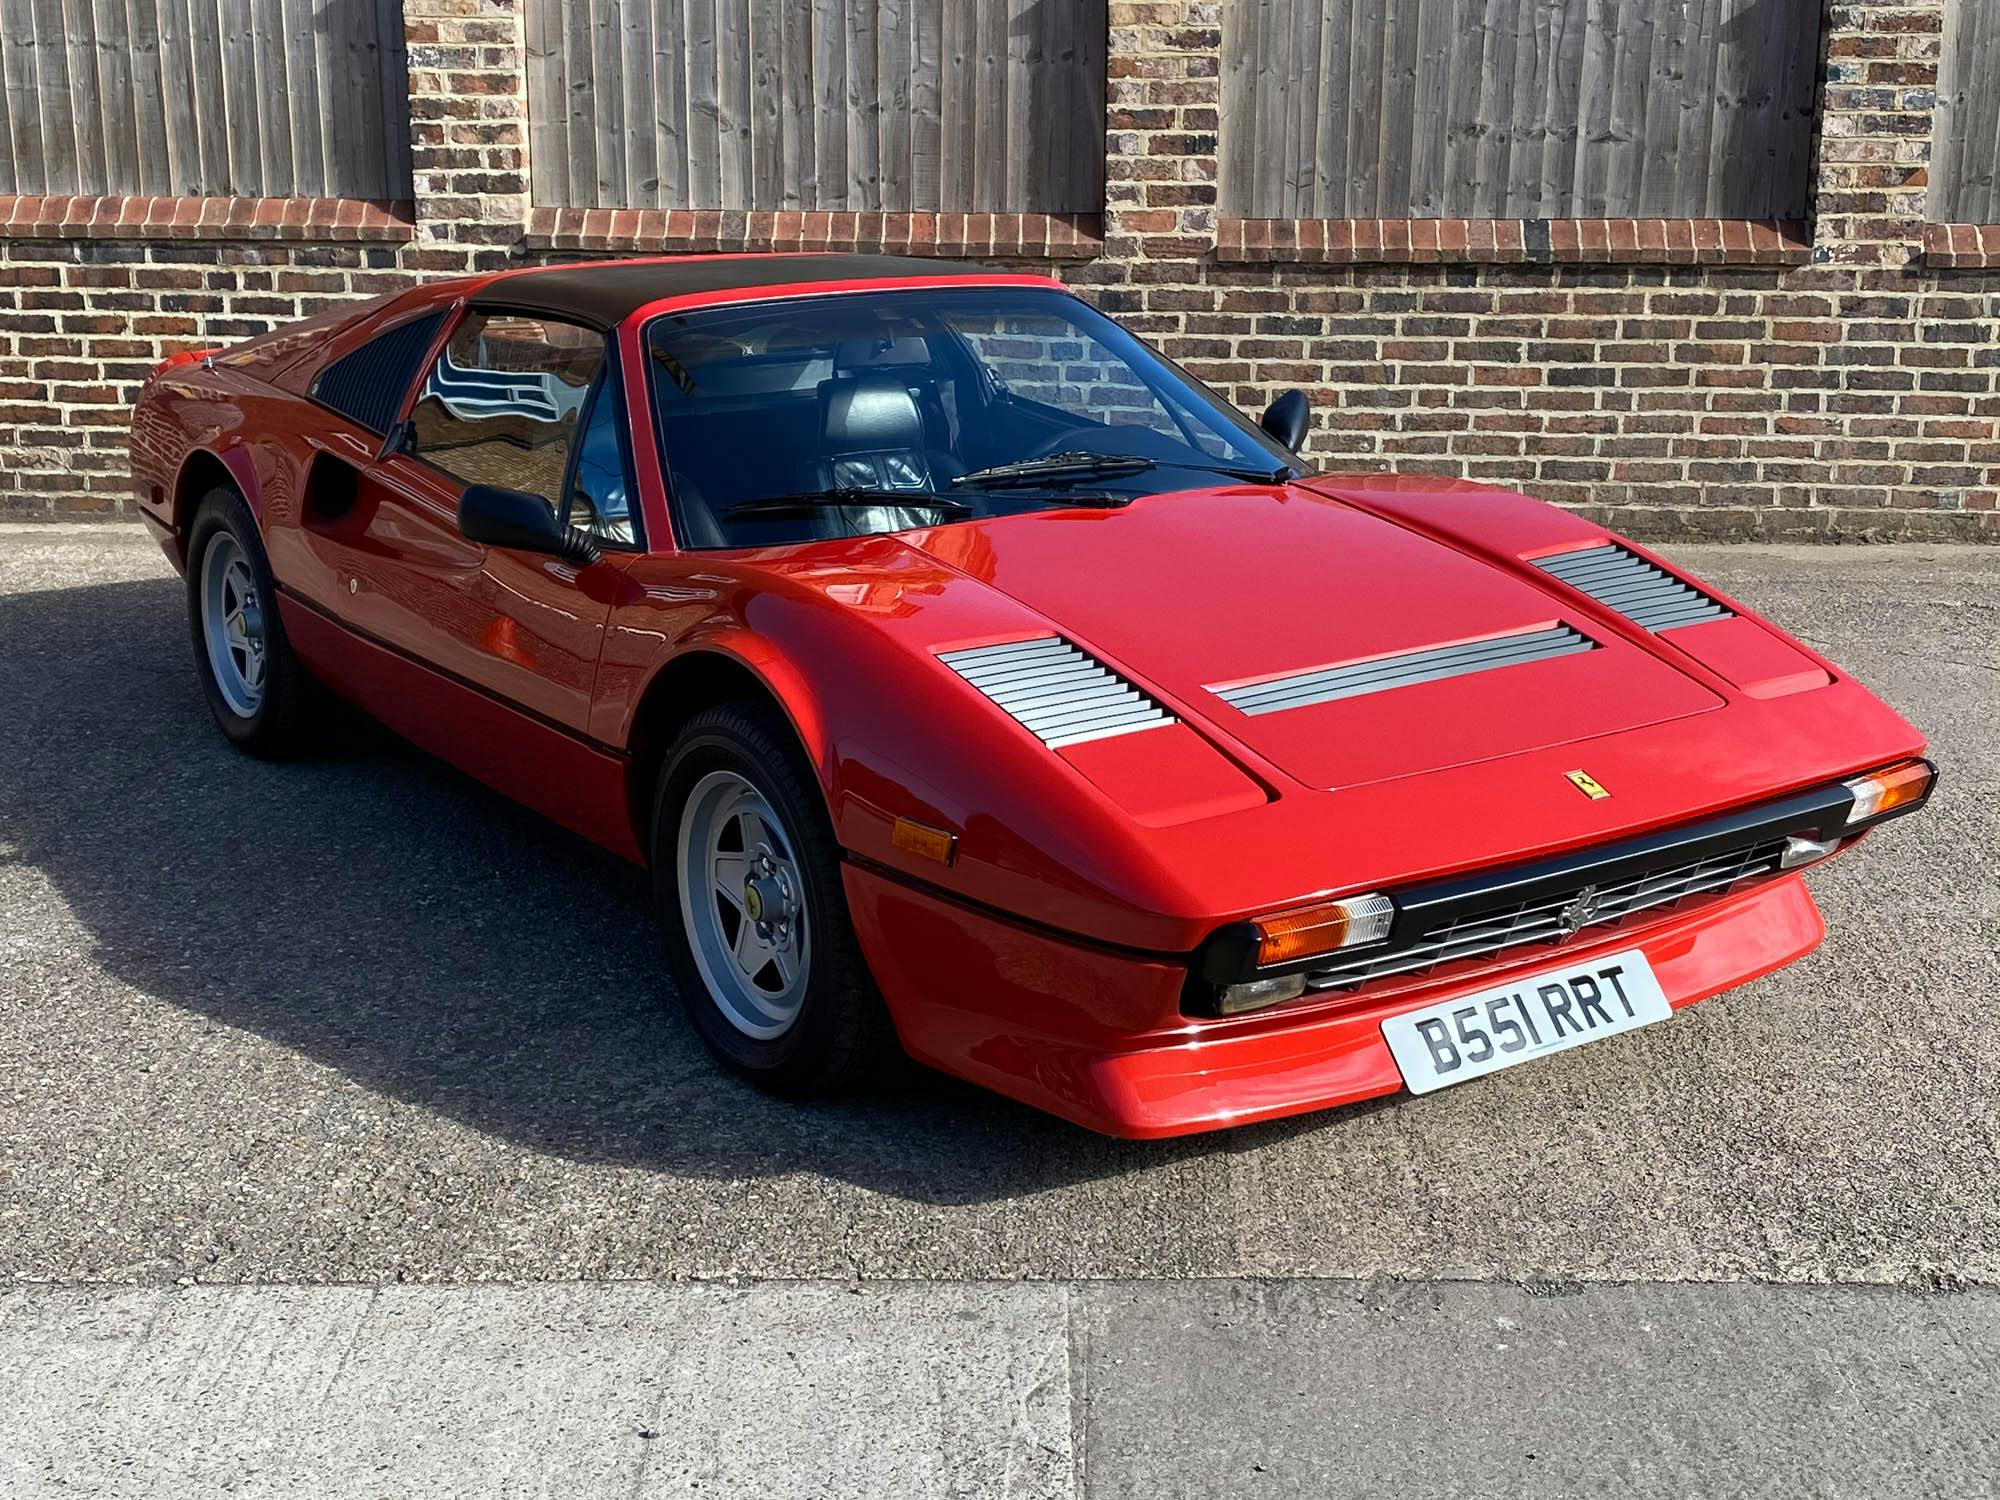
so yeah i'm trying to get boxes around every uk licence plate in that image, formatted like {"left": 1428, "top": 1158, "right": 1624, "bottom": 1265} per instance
{"left": 1380, "top": 949, "right": 1672, "bottom": 1095}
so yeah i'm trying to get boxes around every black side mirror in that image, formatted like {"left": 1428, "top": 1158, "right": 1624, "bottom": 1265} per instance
{"left": 1259, "top": 388, "right": 1310, "bottom": 452}
{"left": 457, "top": 483, "right": 600, "bottom": 566}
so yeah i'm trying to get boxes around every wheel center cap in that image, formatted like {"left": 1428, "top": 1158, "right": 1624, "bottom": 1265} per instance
{"left": 743, "top": 875, "right": 785, "bottom": 925}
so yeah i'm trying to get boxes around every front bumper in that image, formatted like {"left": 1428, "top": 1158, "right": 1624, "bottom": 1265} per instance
{"left": 845, "top": 864, "right": 1826, "bottom": 1138}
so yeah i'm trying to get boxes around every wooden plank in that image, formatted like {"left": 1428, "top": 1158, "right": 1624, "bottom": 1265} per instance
{"left": 1703, "top": 0, "right": 1750, "bottom": 219}
{"left": 1960, "top": 0, "right": 2000, "bottom": 222}
{"left": 1729, "top": 0, "right": 1781, "bottom": 217}
{"left": 1543, "top": 0, "right": 1588, "bottom": 215}
{"left": 560, "top": 0, "right": 596, "bottom": 206}
{"left": 622, "top": 0, "right": 657, "bottom": 206}
{"left": 1246, "top": 0, "right": 1282, "bottom": 217}
{"left": 1496, "top": 0, "right": 1536, "bottom": 214}
{"left": 219, "top": 0, "right": 260, "bottom": 192}
{"left": 63, "top": 0, "right": 109, "bottom": 192}
{"left": 591, "top": 0, "right": 626, "bottom": 206}
{"left": 1313, "top": 0, "right": 1357, "bottom": 217}
{"left": 748, "top": 0, "right": 782, "bottom": 207}
{"left": 939, "top": 0, "right": 974, "bottom": 211}
{"left": 1075, "top": 0, "right": 1106, "bottom": 211}
{"left": 813, "top": 0, "right": 848, "bottom": 208}
{"left": 378, "top": 0, "right": 412, "bottom": 198}
{"left": 0, "top": 0, "right": 30, "bottom": 192}
{"left": 31, "top": 0, "right": 75, "bottom": 193}
{"left": 1002, "top": 0, "right": 1037, "bottom": 212}
{"left": 1974, "top": 0, "right": 2000, "bottom": 222}
{"left": 1673, "top": 0, "right": 1721, "bottom": 217}
{"left": 1408, "top": 0, "right": 1454, "bottom": 216}
{"left": 879, "top": 0, "right": 911, "bottom": 212}
{"left": 687, "top": 0, "right": 721, "bottom": 208}
{"left": 1217, "top": 0, "right": 1256, "bottom": 216}
{"left": 1438, "top": 0, "right": 1482, "bottom": 216}
{"left": 971, "top": 0, "right": 1005, "bottom": 209}
{"left": 718, "top": 0, "right": 752, "bottom": 206}
{"left": 90, "top": 0, "right": 140, "bottom": 192}
{"left": 1943, "top": 0, "right": 1992, "bottom": 222}
{"left": 1930, "top": 0, "right": 1967, "bottom": 221}
{"left": 1767, "top": 0, "right": 1816, "bottom": 219}
{"left": 1633, "top": 0, "right": 1687, "bottom": 216}
{"left": 780, "top": 0, "right": 816, "bottom": 205}
{"left": 654, "top": 0, "right": 691, "bottom": 207}
{"left": 524, "top": 0, "right": 565, "bottom": 204}
{"left": 909, "top": 0, "right": 941, "bottom": 211}
{"left": 1605, "top": 0, "right": 1657, "bottom": 216}
{"left": 155, "top": 0, "right": 198, "bottom": 193}
{"left": 249, "top": 0, "right": 292, "bottom": 193}
{"left": 279, "top": 0, "right": 324, "bottom": 197}
{"left": 1568, "top": 0, "right": 1614, "bottom": 217}
{"left": 1376, "top": 0, "right": 1420, "bottom": 213}
{"left": 846, "top": 0, "right": 880, "bottom": 207}
{"left": 335, "top": 0, "right": 386, "bottom": 200}
{"left": 1345, "top": 0, "right": 1384, "bottom": 215}
{"left": 1285, "top": 0, "right": 1321, "bottom": 218}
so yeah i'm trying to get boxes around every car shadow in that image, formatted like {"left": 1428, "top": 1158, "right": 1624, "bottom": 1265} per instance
{"left": 2, "top": 576, "right": 1334, "bottom": 1204}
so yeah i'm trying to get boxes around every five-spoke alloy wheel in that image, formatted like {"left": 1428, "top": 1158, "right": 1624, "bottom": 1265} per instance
{"left": 653, "top": 702, "right": 895, "bottom": 1094}
{"left": 185, "top": 486, "right": 315, "bottom": 755}
{"left": 677, "top": 769, "right": 812, "bottom": 1040}
{"left": 200, "top": 530, "right": 267, "bottom": 717}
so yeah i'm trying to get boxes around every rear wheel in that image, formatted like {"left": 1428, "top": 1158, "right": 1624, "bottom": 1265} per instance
{"left": 652, "top": 702, "right": 896, "bottom": 1094}
{"left": 185, "top": 486, "right": 316, "bottom": 756}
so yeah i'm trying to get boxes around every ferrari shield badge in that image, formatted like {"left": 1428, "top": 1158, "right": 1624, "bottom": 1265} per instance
{"left": 1565, "top": 769, "right": 1611, "bottom": 800}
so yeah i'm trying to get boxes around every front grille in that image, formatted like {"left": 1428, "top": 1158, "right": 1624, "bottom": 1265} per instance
{"left": 938, "top": 636, "right": 1176, "bottom": 748}
{"left": 1303, "top": 835, "right": 1789, "bottom": 992}
{"left": 1534, "top": 542, "right": 1733, "bottom": 632}
{"left": 1211, "top": 624, "right": 1597, "bottom": 717}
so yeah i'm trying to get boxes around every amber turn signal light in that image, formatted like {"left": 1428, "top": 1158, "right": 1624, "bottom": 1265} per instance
{"left": 890, "top": 816, "right": 958, "bottom": 866}
{"left": 1252, "top": 893, "right": 1395, "bottom": 967}
{"left": 1842, "top": 759, "right": 1935, "bottom": 827}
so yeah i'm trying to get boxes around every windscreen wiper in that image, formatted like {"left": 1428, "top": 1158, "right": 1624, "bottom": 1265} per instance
{"left": 954, "top": 450, "right": 1294, "bottom": 489}
{"left": 721, "top": 488, "right": 975, "bottom": 519}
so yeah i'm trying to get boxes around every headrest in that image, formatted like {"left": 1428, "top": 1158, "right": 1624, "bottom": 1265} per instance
{"left": 821, "top": 370, "right": 924, "bottom": 452}
{"left": 834, "top": 335, "right": 931, "bottom": 371}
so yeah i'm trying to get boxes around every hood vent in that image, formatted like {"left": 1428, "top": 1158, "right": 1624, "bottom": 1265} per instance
{"left": 1212, "top": 624, "right": 1597, "bottom": 717}
{"left": 939, "top": 636, "right": 1175, "bottom": 749}
{"left": 1534, "top": 543, "right": 1733, "bottom": 632}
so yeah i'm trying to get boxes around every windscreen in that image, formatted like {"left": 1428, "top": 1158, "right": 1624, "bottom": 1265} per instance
{"left": 643, "top": 287, "right": 1296, "bottom": 549}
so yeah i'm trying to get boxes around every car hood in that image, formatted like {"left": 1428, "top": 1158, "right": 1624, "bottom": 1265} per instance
{"left": 899, "top": 483, "right": 1723, "bottom": 790}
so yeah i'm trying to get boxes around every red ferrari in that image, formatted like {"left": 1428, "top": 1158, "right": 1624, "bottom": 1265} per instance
{"left": 129, "top": 255, "right": 1934, "bottom": 1137}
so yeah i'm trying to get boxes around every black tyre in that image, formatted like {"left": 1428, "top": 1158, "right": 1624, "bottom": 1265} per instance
{"left": 651, "top": 700, "right": 897, "bottom": 1094}
{"left": 184, "top": 486, "right": 317, "bottom": 757}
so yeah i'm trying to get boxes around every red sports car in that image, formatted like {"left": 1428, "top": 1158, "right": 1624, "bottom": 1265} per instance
{"left": 129, "top": 254, "right": 1934, "bottom": 1137}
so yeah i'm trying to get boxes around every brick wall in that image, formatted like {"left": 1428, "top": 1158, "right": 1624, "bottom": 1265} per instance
{"left": 1, "top": 0, "right": 1995, "bottom": 539}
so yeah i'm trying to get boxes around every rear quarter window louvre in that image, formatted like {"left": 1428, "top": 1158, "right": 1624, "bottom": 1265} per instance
{"left": 311, "top": 310, "right": 447, "bottom": 435}
{"left": 1534, "top": 542, "right": 1734, "bottom": 632}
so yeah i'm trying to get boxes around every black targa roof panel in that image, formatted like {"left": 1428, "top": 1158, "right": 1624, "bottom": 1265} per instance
{"left": 467, "top": 254, "right": 1007, "bottom": 330}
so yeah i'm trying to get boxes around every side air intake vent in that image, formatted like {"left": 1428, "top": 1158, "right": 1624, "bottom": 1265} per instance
{"left": 1212, "top": 624, "right": 1596, "bottom": 717}
{"left": 938, "top": 637, "right": 1175, "bottom": 749}
{"left": 1534, "top": 543, "right": 1733, "bottom": 632}
{"left": 311, "top": 310, "right": 446, "bottom": 435}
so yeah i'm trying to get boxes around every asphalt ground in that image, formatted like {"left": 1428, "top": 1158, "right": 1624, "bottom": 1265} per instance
{"left": 1, "top": 525, "right": 1996, "bottom": 1496}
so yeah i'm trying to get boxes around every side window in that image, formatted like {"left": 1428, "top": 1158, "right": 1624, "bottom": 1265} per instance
{"left": 406, "top": 312, "right": 604, "bottom": 507}
{"left": 312, "top": 310, "right": 446, "bottom": 434}
{"left": 565, "top": 373, "right": 636, "bottom": 547}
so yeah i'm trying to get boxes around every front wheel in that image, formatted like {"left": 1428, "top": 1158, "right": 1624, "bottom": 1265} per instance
{"left": 651, "top": 702, "right": 896, "bottom": 1095}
